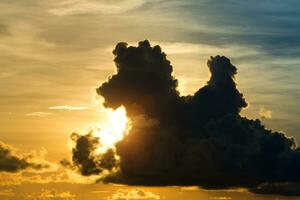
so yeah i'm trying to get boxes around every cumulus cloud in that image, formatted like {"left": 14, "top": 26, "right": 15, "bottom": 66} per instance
{"left": 0, "top": 141, "right": 49, "bottom": 172}
{"left": 259, "top": 107, "right": 272, "bottom": 119}
{"left": 49, "top": 105, "right": 88, "bottom": 111}
{"left": 69, "top": 41, "right": 300, "bottom": 194}
{"left": 70, "top": 133, "right": 117, "bottom": 176}
{"left": 109, "top": 189, "right": 160, "bottom": 200}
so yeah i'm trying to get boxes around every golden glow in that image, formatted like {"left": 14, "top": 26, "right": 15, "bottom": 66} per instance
{"left": 94, "top": 106, "right": 131, "bottom": 153}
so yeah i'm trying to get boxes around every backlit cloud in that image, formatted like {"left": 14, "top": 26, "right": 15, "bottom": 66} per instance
{"left": 109, "top": 189, "right": 160, "bottom": 200}
{"left": 259, "top": 107, "right": 272, "bottom": 119}
{"left": 69, "top": 41, "right": 300, "bottom": 195}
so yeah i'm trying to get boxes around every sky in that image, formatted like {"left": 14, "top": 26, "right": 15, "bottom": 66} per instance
{"left": 1, "top": 0, "right": 300, "bottom": 199}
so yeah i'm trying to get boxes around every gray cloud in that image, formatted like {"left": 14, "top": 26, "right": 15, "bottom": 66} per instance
{"left": 166, "top": 0, "right": 300, "bottom": 57}
{"left": 250, "top": 182, "right": 300, "bottom": 196}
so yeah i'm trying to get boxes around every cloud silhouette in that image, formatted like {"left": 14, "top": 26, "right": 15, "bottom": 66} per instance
{"left": 0, "top": 141, "right": 49, "bottom": 172}
{"left": 70, "top": 133, "right": 117, "bottom": 176}
{"left": 71, "top": 41, "right": 300, "bottom": 192}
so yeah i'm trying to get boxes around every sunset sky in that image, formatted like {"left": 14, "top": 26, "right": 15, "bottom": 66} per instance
{"left": 1, "top": 0, "right": 300, "bottom": 199}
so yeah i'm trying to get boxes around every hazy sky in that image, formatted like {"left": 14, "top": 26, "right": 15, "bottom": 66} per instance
{"left": 0, "top": 0, "right": 300, "bottom": 199}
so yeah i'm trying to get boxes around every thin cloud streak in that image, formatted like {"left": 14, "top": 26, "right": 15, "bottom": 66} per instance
{"left": 49, "top": 105, "right": 88, "bottom": 111}
{"left": 26, "top": 112, "right": 53, "bottom": 117}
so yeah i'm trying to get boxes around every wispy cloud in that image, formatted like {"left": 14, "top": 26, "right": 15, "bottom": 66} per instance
{"left": 106, "top": 41, "right": 263, "bottom": 58}
{"left": 49, "top": 105, "right": 88, "bottom": 111}
{"left": 47, "top": 0, "right": 149, "bottom": 16}
{"left": 26, "top": 112, "right": 53, "bottom": 117}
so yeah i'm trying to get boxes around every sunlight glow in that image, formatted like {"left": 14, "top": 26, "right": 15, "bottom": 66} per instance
{"left": 94, "top": 106, "right": 131, "bottom": 153}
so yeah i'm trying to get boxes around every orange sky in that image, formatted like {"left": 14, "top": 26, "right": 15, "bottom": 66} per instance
{"left": 1, "top": 0, "right": 300, "bottom": 199}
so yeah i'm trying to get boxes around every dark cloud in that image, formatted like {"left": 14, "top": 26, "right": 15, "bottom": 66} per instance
{"left": 250, "top": 182, "right": 300, "bottom": 196}
{"left": 71, "top": 41, "right": 300, "bottom": 193}
{"left": 0, "top": 141, "right": 48, "bottom": 172}
{"left": 70, "top": 132, "right": 117, "bottom": 176}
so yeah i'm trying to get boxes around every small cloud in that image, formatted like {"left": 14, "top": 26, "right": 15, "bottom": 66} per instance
{"left": 26, "top": 112, "right": 53, "bottom": 117}
{"left": 259, "top": 107, "right": 272, "bottom": 119}
{"left": 26, "top": 189, "right": 76, "bottom": 200}
{"left": 49, "top": 105, "right": 88, "bottom": 111}
{"left": 181, "top": 186, "right": 199, "bottom": 191}
{"left": 209, "top": 197, "right": 232, "bottom": 200}
{"left": 109, "top": 189, "right": 160, "bottom": 200}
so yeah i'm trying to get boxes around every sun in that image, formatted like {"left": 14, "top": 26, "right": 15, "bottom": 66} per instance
{"left": 94, "top": 106, "right": 131, "bottom": 153}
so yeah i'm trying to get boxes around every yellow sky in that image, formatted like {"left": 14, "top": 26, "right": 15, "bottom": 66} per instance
{"left": 1, "top": 1, "right": 300, "bottom": 199}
